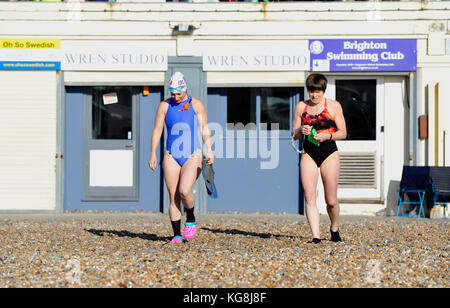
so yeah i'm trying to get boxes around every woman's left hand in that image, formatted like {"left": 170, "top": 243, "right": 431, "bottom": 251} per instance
{"left": 314, "top": 132, "right": 332, "bottom": 143}
{"left": 205, "top": 151, "right": 214, "bottom": 165}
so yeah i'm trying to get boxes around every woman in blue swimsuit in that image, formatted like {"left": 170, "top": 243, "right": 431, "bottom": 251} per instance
{"left": 149, "top": 72, "right": 214, "bottom": 244}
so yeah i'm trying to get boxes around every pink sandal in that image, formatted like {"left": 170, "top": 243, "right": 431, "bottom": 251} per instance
{"left": 169, "top": 236, "right": 183, "bottom": 244}
{"left": 183, "top": 222, "right": 197, "bottom": 239}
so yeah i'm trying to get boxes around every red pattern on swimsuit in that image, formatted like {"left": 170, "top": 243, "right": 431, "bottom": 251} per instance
{"left": 300, "top": 99, "right": 337, "bottom": 135}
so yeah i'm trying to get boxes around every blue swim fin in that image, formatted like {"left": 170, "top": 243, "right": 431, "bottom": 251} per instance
{"left": 204, "top": 181, "right": 218, "bottom": 199}
{"left": 202, "top": 159, "right": 218, "bottom": 199}
{"left": 206, "top": 182, "right": 218, "bottom": 199}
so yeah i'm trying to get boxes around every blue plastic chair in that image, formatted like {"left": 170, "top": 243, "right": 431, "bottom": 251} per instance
{"left": 397, "top": 166, "right": 429, "bottom": 218}
{"left": 429, "top": 167, "right": 450, "bottom": 218}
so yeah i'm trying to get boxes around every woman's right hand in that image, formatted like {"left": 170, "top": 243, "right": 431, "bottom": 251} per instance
{"left": 300, "top": 125, "right": 313, "bottom": 136}
{"left": 149, "top": 153, "right": 157, "bottom": 171}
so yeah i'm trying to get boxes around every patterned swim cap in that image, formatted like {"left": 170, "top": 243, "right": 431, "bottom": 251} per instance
{"left": 169, "top": 72, "right": 187, "bottom": 93}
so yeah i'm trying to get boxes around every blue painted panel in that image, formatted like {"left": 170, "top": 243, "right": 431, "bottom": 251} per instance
{"left": 64, "top": 87, "right": 84, "bottom": 211}
{"left": 64, "top": 87, "right": 163, "bottom": 212}
{"left": 139, "top": 88, "right": 164, "bottom": 212}
{"left": 206, "top": 88, "right": 304, "bottom": 214}
{"left": 209, "top": 142, "right": 300, "bottom": 213}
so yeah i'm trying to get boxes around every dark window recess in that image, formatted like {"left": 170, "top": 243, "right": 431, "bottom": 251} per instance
{"left": 261, "top": 88, "right": 291, "bottom": 130}
{"left": 92, "top": 86, "right": 133, "bottom": 140}
{"left": 226, "top": 88, "right": 256, "bottom": 130}
{"left": 336, "top": 80, "right": 377, "bottom": 141}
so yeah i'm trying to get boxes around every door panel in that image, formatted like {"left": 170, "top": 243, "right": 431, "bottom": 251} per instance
{"left": 64, "top": 86, "right": 164, "bottom": 212}
{"left": 83, "top": 86, "right": 138, "bottom": 199}
{"left": 326, "top": 76, "right": 384, "bottom": 200}
{"left": 206, "top": 87, "right": 303, "bottom": 213}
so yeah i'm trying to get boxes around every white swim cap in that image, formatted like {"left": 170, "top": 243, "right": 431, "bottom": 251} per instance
{"left": 169, "top": 72, "right": 187, "bottom": 93}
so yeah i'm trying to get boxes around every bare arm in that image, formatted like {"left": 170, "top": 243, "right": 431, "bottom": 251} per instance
{"left": 192, "top": 98, "right": 214, "bottom": 164}
{"left": 292, "top": 101, "right": 311, "bottom": 140}
{"left": 149, "top": 101, "right": 168, "bottom": 171}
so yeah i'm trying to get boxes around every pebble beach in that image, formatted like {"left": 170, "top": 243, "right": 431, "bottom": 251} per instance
{"left": 0, "top": 213, "right": 448, "bottom": 288}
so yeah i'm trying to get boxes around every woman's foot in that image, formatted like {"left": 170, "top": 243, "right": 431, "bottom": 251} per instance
{"left": 169, "top": 236, "right": 183, "bottom": 244}
{"left": 183, "top": 222, "right": 197, "bottom": 240}
{"left": 308, "top": 238, "right": 321, "bottom": 244}
{"left": 330, "top": 227, "right": 342, "bottom": 242}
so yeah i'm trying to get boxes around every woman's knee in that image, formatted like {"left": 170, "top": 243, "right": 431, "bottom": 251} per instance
{"left": 326, "top": 197, "right": 339, "bottom": 208}
{"left": 178, "top": 187, "right": 193, "bottom": 201}
{"left": 304, "top": 191, "right": 317, "bottom": 205}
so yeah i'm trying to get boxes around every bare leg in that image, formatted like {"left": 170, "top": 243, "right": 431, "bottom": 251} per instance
{"left": 320, "top": 151, "right": 340, "bottom": 232}
{"left": 163, "top": 152, "right": 182, "bottom": 221}
{"left": 178, "top": 156, "right": 202, "bottom": 210}
{"left": 300, "top": 154, "right": 320, "bottom": 239}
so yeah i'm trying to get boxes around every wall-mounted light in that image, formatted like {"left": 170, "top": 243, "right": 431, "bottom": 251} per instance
{"left": 174, "top": 24, "right": 194, "bottom": 34}
{"left": 170, "top": 22, "right": 200, "bottom": 36}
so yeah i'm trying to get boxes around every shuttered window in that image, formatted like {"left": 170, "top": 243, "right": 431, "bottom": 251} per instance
{"left": 0, "top": 71, "right": 57, "bottom": 210}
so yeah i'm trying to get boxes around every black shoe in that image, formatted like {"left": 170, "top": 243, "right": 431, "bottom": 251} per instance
{"left": 308, "top": 238, "right": 321, "bottom": 244}
{"left": 330, "top": 227, "right": 342, "bottom": 242}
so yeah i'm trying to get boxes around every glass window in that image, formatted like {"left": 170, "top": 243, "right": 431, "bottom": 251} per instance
{"left": 336, "top": 80, "right": 376, "bottom": 141}
{"left": 261, "top": 88, "right": 291, "bottom": 130}
{"left": 92, "top": 86, "right": 133, "bottom": 140}
{"left": 226, "top": 88, "right": 256, "bottom": 130}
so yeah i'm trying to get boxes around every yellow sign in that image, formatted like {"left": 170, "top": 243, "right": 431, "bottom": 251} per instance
{"left": 0, "top": 38, "right": 60, "bottom": 49}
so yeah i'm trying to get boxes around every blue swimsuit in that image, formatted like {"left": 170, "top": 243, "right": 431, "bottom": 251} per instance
{"left": 165, "top": 95, "right": 200, "bottom": 166}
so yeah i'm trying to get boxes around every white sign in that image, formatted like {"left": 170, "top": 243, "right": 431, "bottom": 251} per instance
{"left": 0, "top": 49, "right": 60, "bottom": 63}
{"left": 103, "top": 93, "right": 118, "bottom": 105}
{"left": 61, "top": 41, "right": 167, "bottom": 71}
{"left": 203, "top": 52, "right": 309, "bottom": 71}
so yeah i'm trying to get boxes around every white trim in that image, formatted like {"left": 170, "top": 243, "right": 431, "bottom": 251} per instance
{"left": 207, "top": 71, "right": 305, "bottom": 86}
{"left": 64, "top": 71, "right": 165, "bottom": 85}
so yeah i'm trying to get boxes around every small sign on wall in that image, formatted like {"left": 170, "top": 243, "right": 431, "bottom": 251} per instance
{"left": 61, "top": 41, "right": 168, "bottom": 71}
{"left": 0, "top": 38, "right": 61, "bottom": 70}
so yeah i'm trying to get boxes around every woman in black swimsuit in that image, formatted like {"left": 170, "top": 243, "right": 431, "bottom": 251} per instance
{"left": 292, "top": 73, "right": 347, "bottom": 244}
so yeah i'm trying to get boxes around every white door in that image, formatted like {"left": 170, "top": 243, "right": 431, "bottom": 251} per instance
{"left": 326, "top": 76, "right": 384, "bottom": 200}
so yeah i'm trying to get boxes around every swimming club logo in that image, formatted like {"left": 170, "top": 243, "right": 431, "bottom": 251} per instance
{"left": 309, "top": 40, "right": 324, "bottom": 55}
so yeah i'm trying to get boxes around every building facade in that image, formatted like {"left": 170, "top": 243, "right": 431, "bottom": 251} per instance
{"left": 0, "top": 1, "right": 449, "bottom": 215}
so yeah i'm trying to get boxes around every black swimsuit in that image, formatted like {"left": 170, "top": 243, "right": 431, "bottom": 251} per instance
{"left": 301, "top": 99, "right": 338, "bottom": 167}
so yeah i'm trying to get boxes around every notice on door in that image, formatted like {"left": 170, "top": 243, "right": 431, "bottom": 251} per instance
{"left": 103, "top": 93, "right": 118, "bottom": 105}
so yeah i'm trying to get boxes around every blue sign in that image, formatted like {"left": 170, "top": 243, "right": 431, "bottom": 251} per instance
{"left": 309, "top": 39, "right": 417, "bottom": 72}
{"left": 0, "top": 61, "right": 61, "bottom": 71}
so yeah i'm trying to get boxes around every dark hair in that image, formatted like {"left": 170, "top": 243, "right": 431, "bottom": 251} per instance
{"left": 306, "top": 73, "right": 328, "bottom": 92}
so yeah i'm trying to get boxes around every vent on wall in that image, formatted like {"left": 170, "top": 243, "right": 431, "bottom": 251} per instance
{"left": 339, "top": 152, "right": 377, "bottom": 188}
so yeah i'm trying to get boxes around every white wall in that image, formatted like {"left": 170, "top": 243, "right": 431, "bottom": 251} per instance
{"left": 383, "top": 76, "right": 407, "bottom": 215}
{"left": 417, "top": 67, "right": 450, "bottom": 167}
